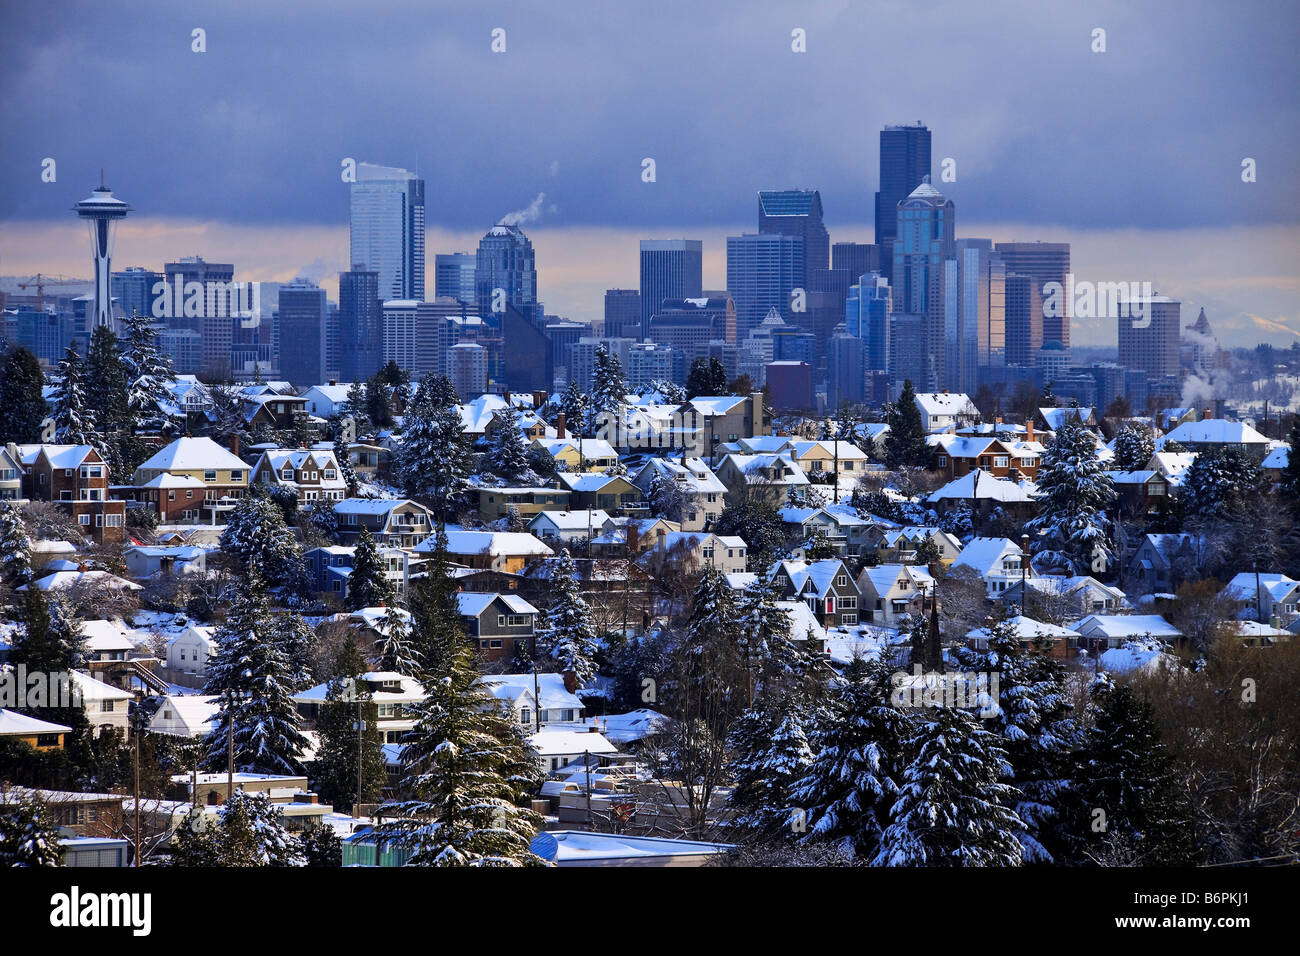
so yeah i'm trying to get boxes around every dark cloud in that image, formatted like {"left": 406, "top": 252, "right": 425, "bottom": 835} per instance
{"left": 2, "top": 0, "right": 1297, "bottom": 234}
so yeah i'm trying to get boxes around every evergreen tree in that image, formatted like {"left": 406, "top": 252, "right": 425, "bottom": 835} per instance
{"left": 646, "top": 467, "right": 686, "bottom": 523}
{"left": 374, "top": 636, "right": 545, "bottom": 866}
{"left": 202, "top": 572, "right": 310, "bottom": 775}
{"left": 219, "top": 490, "right": 305, "bottom": 590}
{"left": 685, "top": 356, "right": 729, "bottom": 398}
{"left": 333, "top": 435, "right": 359, "bottom": 497}
{"left": 1279, "top": 417, "right": 1300, "bottom": 504}
{"left": 311, "top": 638, "right": 386, "bottom": 813}
{"left": 875, "top": 705, "right": 1025, "bottom": 866}
{"left": 538, "top": 549, "right": 599, "bottom": 685}
{"left": 0, "top": 346, "right": 47, "bottom": 444}
{"left": 955, "top": 610, "right": 1082, "bottom": 863}
{"left": 790, "top": 656, "right": 909, "bottom": 859}
{"left": 1076, "top": 676, "right": 1198, "bottom": 865}
{"left": 1182, "top": 444, "right": 1263, "bottom": 519}
{"left": 728, "top": 695, "right": 814, "bottom": 839}
{"left": 374, "top": 607, "right": 423, "bottom": 676}
{"left": 558, "top": 380, "right": 588, "bottom": 437}
{"left": 0, "top": 797, "right": 63, "bottom": 867}
{"left": 397, "top": 397, "right": 471, "bottom": 522}
{"left": 266, "top": 610, "right": 314, "bottom": 692}
{"left": 121, "top": 312, "right": 176, "bottom": 422}
{"left": 1112, "top": 422, "right": 1156, "bottom": 471}
{"left": 85, "top": 324, "right": 130, "bottom": 432}
{"left": 300, "top": 822, "right": 343, "bottom": 867}
{"left": 736, "top": 569, "right": 808, "bottom": 694}
{"left": 342, "top": 380, "right": 370, "bottom": 435}
{"left": 205, "top": 788, "right": 303, "bottom": 866}
{"left": 347, "top": 527, "right": 395, "bottom": 610}
{"left": 50, "top": 342, "right": 99, "bottom": 448}
{"left": 483, "top": 406, "right": 537, "bottom": 485}
{"left": 9, "top": 589, "right": 85, "bottom": 674}
{"left": 590, "top": 342, "right": 628, "bottom": 415}
{"left": 0, "top": 500, "right": 34, "bottom": 590}
{"left": 405, "top": 528, "right": 466, "bottom": 678}
{"left": 364, "top": 373, "right": 394, "bottom": 429}
{"left": 1026, "top": 418, "right": 1116, "bottom": 574}
{"left": 713, "top": 493, "right": 789, "bottom": 565}
{"left": 883, "top": 381, "right": 929, "bottom": 469}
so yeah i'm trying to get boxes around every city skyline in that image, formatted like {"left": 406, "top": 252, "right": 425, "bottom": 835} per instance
{"left": 1, "top": 0, "right": 1297, "bottom": 348}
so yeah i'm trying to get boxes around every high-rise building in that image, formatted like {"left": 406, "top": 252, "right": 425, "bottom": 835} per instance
{"left": 832, "top": 242, "right": 881, "bottom": 281}
{"left": 889, "top": 313, "right": 928, "bottom": 395}
{"left": 434, "top": 253, "right": 476, "bottom": 305}
{"left": 627, "top": 342, "right": 685, "bottom": 390}
{"left": 758, "top": 190, "right": 830, "bottom": 279}
{"left": 828, "top": 326, "right": 865, "bottom": 409}
{"left": 278, "top": 278, "right": 328, "bottom": 386}
{"left": 74, "top": 181, "right": 131, "bottom": 329}
{"left": 726, "top": 233, "right": 805, "bottom": 340}
{"left": 110, "top": 267, "right": 162, "bottom": 321}
{"left": 163, "top": 257, "right": 236, "bottom": 379}
{"left": 947, "top": 239, "right": 1006, "bottom": 395}
{"left": 349, "top": 163, "right": 425, "bottom": 301}
{"left": 1004, "top": 272, "right": 1043, "bottom": 368}
{"left": 338, "top": 267, "right": 382, "bottom": 383}
{"left": 447, "top": 342, "right": 487, "bottom": 399}
{"left": 603, "top": 289, "right": 641, "bottom": 339}
{"left": 875, "top": 123, "right": 931, "bottom": 282}
{"left": 648, "top": 297, "right": 736, "bottom": 366}
{"left": 1118, "top": 294, "right": 1181, "bottom": 380}
{"left": 476, "top": 224, "right": 540, "bottom": 326}
{"left": 845, "top": 272, "right": 891, "bottom": 372}
{"left": 994, "top": 241, "right": 1070, "bottom": 354}
{"left": 639, "top": 240, "right": 703, "bottom": 339}
{"left": 893, "top": 177, "right": 954, "bottom": 391}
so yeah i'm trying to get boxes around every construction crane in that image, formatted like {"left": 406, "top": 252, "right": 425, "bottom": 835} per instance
{"left": 17, "top": 273, "right": 81, "bottom": 313}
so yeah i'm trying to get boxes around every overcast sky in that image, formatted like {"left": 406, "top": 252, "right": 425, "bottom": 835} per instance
{"left": 2, "top": 0, "right": 1298, "bottom": 346}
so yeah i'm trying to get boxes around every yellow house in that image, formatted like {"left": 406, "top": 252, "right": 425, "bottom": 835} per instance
{"left": 472, "top": 486, "right": 572, "bottom": 524}
{"left": 0, "top": 709, "right": 71, "bottom": 751}
{"left": 530, "top": 437, "right": 620, "bottom": 473}
{"left": 132, "top": 437, "right": 252, "bottom": 523}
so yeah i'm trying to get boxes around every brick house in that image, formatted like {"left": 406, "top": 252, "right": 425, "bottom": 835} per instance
{"left": 29, "top": 445, "right": 126, "bottom": 544}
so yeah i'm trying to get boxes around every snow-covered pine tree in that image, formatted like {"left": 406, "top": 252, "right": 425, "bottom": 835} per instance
{"left": 0, "top": 797, "right": 63, "bottom": 867}
{"left": 790, "top": 655, "right": 909, "bottom": 859}
{"left": 0, "top": 346, "right": 48, "bottom": 444}
{"left": 202, "top": 571, "right": 310, "bottom": 776}
{"left": 9, "top": 588, "right": 85, "bottom": 674}
{"left": 310, "top": 638, "right": 386, "bottom": 814}
{"left": 884, "top": 380, "right": 928, "bottom": 469}
{"left": 266, "top": 609, "right": 314, "bottom": 693}
{"left": 558, "top": 379, "right": 588, "bottom": 437}
{"left": 728, "top": 695, "right": 814, "bottom": 839}
{"left": 736, "top": 569, "right": 808, "bottom": 696}
{"left": 874, "top": 704, "right": 1025, "bottom": 867}
{"left": 1076, "top": 675, "right": 1198, "bottom": 865}
{"left": 646, "top": 467, "right": 686, "bottom": 523}
{"left": 0, "top": 500, "right": 34, "bottom": 589}
{"left": 590, "top": 343, "right": 628, "bottom": 414}
{"left": 1112, "top": 421, "right": 1156, "bottom": 471}
{"left": 121, "top": 311, "right": 176, "bottom": 423}
{"left": 342, "top": 380, "right": 370, "bottom": 435}
{"left": 50, "top": 342, "right": 100, "bottom": 448}
{"left": 955, "top": 609, "right": 1082, "bottom": 863}
{"left": 218, "top": 490, "right": 303, "bottom": 589}
{"left": 211, "top": 787, "right": 303, "bottom": 866}
{"left": 374, "top": 607, "right": 423, "bottom": 676}
{"left": 1181, "top": 444, "right": 1262, "bottom": 519}
{"left": 1025, "top": 417, "right": 1116, "bottom": 574}
{"left": 483, "top": 406, "right": 537, "bottom": 485}
{"left": 299, "top": 822, "right": 343, "bottom": 867}
{"left": 374, "top": 637, "right": 545, "bottom": 866}
{"left": 396, "top": 397, "right": 471, "bottom": 520}
{"left": 333, "top": 434, "right": 359, "bottom": 497}
{"left": 85, "top": 324, "right": 129, "bottom": 432}
{"left": 537, "top": 548, "right": 599, "bottom": 686}
{"left": 346, "top": 527, "right": 395, "bottom": 611}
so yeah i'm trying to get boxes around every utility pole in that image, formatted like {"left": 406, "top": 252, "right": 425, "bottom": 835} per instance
{"left": 356, "top": 691, "right": 364, "bottom": 818}
{"left": 226, "top": 688, "right": 236, "bottom": 804}
{"left": 531, "top": 631, "right": 541, "bottom": 735}
{"left": 132, "top": 703, "right": 141, "bottom": 867}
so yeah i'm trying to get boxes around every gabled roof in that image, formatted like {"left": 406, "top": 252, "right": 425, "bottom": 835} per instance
{"left": 965, "top": 615, "right": 1081, "bottom": 643}
{"left": 951, "top": 537, "right": 1023, "bottom": 577}
{"left": 0, "top": 708, "right": 72, "bottom": 736}
{"left": 528, "top": 509, "right": 613, "bottom": 531}
{"left": 333, "top": 497, "right": 420, "bottom": 516}
{"left": 456, "top": 591, "right": 539, "bottom": 618}
{"left": 137, "top": 437, "right": 248, "bottom": 473}
{"left": 481, "top": 673, "right": 582, "bottom": 711}
{"left": 423, "top": 529, "right": 554, "bottom": 557}
{"left": 914, "top": 392, "right": 977, "bottom": 418}
{"left": 1222, "top": 572, "right": 1299, "bottom": 604}
{"left": 1163, "top": 419, "right": 1269, "bottom": 446}
{"left": 857, "top": 562, "right": 933, "bottom": 596}
{"left": 1069, "top": 614, "right": 1181, "bottom": 638}
{"left": 686, "top": 395, "right": 750, "bottom": 417}
{"left": 928, "top": 470, "right": 1035, "bottom": 503}
{"left": 38, "top": 445, "right": 98, "bottom": 469}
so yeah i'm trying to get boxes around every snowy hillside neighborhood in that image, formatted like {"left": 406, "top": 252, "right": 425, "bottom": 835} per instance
{"left": 0, "top": 333, "right": 1297, "bottom": 873}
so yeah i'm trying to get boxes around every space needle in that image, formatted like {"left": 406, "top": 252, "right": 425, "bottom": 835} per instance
{"left": 73, "top": 174, "right": 131, "bottom": 328}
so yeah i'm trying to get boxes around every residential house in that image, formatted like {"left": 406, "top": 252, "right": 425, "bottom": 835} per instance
{"left": 1161, "top": 418, "right": 1272, "bottom": 460}
{"left": 778, "top": 505, "right": 877, "bottom": 558}
{"left": 1070, "top": 614, "right": 1182, "bottom": 654}
{"left": 630, "top": 457, "right": 727, "bottom": 531}
{"left": 950, "top": 537, "right": 1034, "bottom": 598}
{"left": 0, "top": 445, "right": 23, "bottom": 500}
{"left": 556, "top": 473, "right": 646, "bottom": 516}
{"left": 149, "top": 695, "right": 219, "bottom": 738}
{"left": 299, "top": 384, "right": 352, "bottom": 419}
{"left": 123, "top": 545, "right": 212, "bottom": 581}
{"left": 770, "top": 558, "right": 862, "bottom": 629}
{"left": 241, "top": 392, "right": 310, "bottom": 432}
{"left": 640, "top": 532, "right": 748, "bottom": 575}
{"left": 531, "top": 437, "right": 619, "bottom": 473}
{"left": 527, "top": 510, "right": 613, "bottom": 546}
{"left": 0, "top": 709, "right": 70, "bottom": 750}
{"left": 1221, "top": 573, "right": 1300, "bottom": 626}
{"left": 1034, "top": 406, "right": 1098, "bottom": 432}
{"left": 915, "top": 392, "right": 980, "bottom": 433}
{"left": 787, "top": 440, "right": 869, "bottom": 480}
{"left": 295, "top": 672, "right": 427, "bottom": 745}
{"left": 876, "top": 526, "right": 963, "bottom": 565}
{"left": 675, "top": 393, "right": 767, "bottom": 460}
{"left": 1000, "top": 575, "right": 1126, "bottom": 619}
{"left": 965, "top": 615, "right": 1081, "bottom": 659}
{"left": 930, "top": 432, "right": 1043, "bottom": 481}
{"left": 26, "top": 445, "right": 125, "bottom": 543}
{"left": 456, "top": 592, "right": 540, "bottom": 662}
{"left": 333, "top": 498, "right": 433, "bottom": 548}
{"left": 714, "top": 452, "right": 809, "bottom": 508}
{"left": 423, "top": 528, "right": 554, "bottom": 573}
{"left": 304, "top": 545, "right": 414, "bottom": 599}
{"left": 926, "top": 469, "right": 1036, "bottom": 518}
{"left": 250, "top": 448, "right": 347, "bottom": 504}
{"left": 1127, "top": 533, "right": 1203, "bottom": 593}
{"left": 481, "top": 673, "right": 586, "bottom": 730}
{"left": 132, "top": 437, "right": 250, "bottom": 525}
{"left": 856, "top": 563, "right": 936, "bottom": 628}
{"left": 472, "top": 485, "right": 572, "bottom": 524}
{"left": 1106, "top": 469, "right": 1173, "bottom": 517}
{"left": 167, "top": 625, "right": 216, "bottom": 676}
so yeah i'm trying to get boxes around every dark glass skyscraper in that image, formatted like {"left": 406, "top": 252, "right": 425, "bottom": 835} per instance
{"left": 875, "top": 123, "right": 931, "bottom": 283}
{"left": 349, "top": 163, "right": 425, "bottom": 302}
{"left": 339, "top": 267, "right": 382, "bottom": 383}
{"left": 995, "top": 241, "right": 1071, "bottom": 353}
{"left": 758, "top": 189, "right": 830, "bottom": 280}
{"left": 434, "top": 252, "right": 476, "bottom": 306}
{"left": 639, "top": 239, "right": 703, "bottom": 340}
{"left": 278, "top": 278, "right": 328, "bottom": 386}
{"left": 893, "top": 177, "right": 954, "bottom": 391}
{"left": 476, "top": 224, "right": 540, "bottom": 326}
{"left": 726, "top": 234, "right": 805, "bottom": 340}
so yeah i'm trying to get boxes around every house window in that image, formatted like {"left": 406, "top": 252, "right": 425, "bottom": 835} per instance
{"left": 841, "top": 596, "right": 857, "bottom": 609}
{"left": 230, "top": 471, "right": 242, "bottom": 481}
{"left": 101, "top": 700, "right": 114, "bottom": 712}
{"left": 836, "top": 574, "right": 848, "bottom": 587}
{"left": 78, "top": 514, "right": 90, "bottom": 525}
{"left": 204, "top": 470, "right": 216, "bottom": 482}
{"left": 105, "top": 514, "right": 122, "bottom": 527}
{"left": 168, "top": 490, "right": 175, "bottom": 501}
{"left": 994, "top": 456, "right": 1009, "bottom": 468}
{"left": 281, "top": 469, "right": 294, "bottom": 480}
{"left": 842, "top": 614, "right": 858, "bottom": 625}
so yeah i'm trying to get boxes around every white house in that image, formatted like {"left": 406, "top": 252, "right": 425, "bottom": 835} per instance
{"left": 530, "top": 727, "right": 619, "bottom": 773}
{"left": 1070, "top": 613, "right": 1182, "bottom": 652}
{"left": 167, "top": 625, "right": 216, "bottom": 676}
{"left": 299, "top": 384, "right": 352, "bottom": 419}
{"left": 950, "top": 537, "right": 1033, "bottom": 597}
{"left": 1221, "top": 573, "right": 1300, "bottom": 625}
{"left": 527, "top": 509, "right": 613, "bottom": 546}
{"left": 149, "top": 695, "right": 219, "bottom": 738}
{"left": 480, "top": 673, "right": 585, "bottom": 729}
{"left": 914, "top": 392, "right": 979, "bottom": 433}
{"left": 294, "top": 671, "right": 427, "bottom": 745}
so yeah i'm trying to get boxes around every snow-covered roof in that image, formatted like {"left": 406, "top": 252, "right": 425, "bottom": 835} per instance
{"left": 39, "top": 445, "right": 98, "bottom": 469}
{"left": 857, "top": 563, "right": 934, "bottom": 596}
{"left": 1163, "top": 418, "right": 1270, "bottom": 446}
{"left": 70, "top": 670, "right": 134, "bottom": 701}
{"left": 686, "top": 395, "right": 749, "bottom": 416}
{"left": 137, "top": 437, "right": 248, "bottom": 472}
{"left": 1222, "top": 572, "right": 1299, "bottom": 604}
{"left": 0, "top": 709, "right": 72, "bottom": 736}
{"left": 1070, "top": 614, "right": 1181, "bottom": 639}
{"left": 1099, "top": 640, "right": 1175, "bottom": 674}
{"left": 482, "top": 673, "right": 583, "bottom": 711}
{"left": 529, "top": 728, "right": 618, "bottom": 757}
{"left": 914, "top": 392, "right": 977, "bottom": 419}
{"left": 788, "top": 439, "right": 868, "bottom": 460}
{"left": 424, "top": 529, "right": 554, "bottom": 557}
{"left": 528, "top": 509, "right": 613, "bottom": 532}
{"left": 333, "top": 497, "right": 414, "bottom": 516}
{"left": 19, "top": 570, "right": 142, "bottom": 592}
{"left": 294, "top": 671, "right": 426, "bottom": 704}
{"left": 456, "top": 591, "right": 539, "bottom": 618}
{"left": 1262, "top": 444, "right": 1290, "bottom": 470}
{"left": 928, "top": 470, "right": 1035, "bottom": 503}
{"left": 79, "top": 620, "right": 137, "bottom": 652}
{"left": 556, "top": 472, "right": 633, "bottom": 493}
{"left": 965, "top": 615, "right": 1080, "bottom": 643}
{"left": 136, "top": 473, "right": 207, "bottom": 489}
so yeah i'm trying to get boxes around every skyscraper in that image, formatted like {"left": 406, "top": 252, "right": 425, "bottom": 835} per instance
{"left": 604, "top": 289, "right": 641, "bottom": 339}
{"left": 726, "top": 233, "right": 805, "bottom": 340}
{"left": 278, "top": 278, "right": 328, "bottom": 386}
{"left": 1004, "top": 272, "right": 1043, "bottom": 368}
{"left": 434, "top": 252, "right": 476, "bottom": 305}
{"left": 476, "top": 223, "right": 540, "bottom": 326}
{"left": 845, "top": 272, "right": 891, "bottom": 373}
{"left": 875, "top": 123, "right": 931, "bottom": 282}
{"left": 163, "top": 257, "right": 235, "bottom": 379}
{"left": 639, "top": 240, "right": 703, "bottom": 339}
{"left": 338, "top": 267, "right": 382, "bottom": 383}
{"left": 832, "top": 241, "right": 881, "bottom": 281}
{"left": 949, "top": 238, "right": 1006, "bottom": 394}
{"left": 349, "top": 162, "right": 425, "bottom": 301}
{"left": 994, "top": 241, "right": 1071, "bottom": 354}
{"left": 893, "top": 177, "right": 954, "bottom": 391}
{"left": 110, "top": 267, "right": 162, "bottom": 321}
{"left": 1119, "top": 294, "right": 1180, "bottom": 380}
{"left": 758, "top": 190, "right": 830, "bottom": 279}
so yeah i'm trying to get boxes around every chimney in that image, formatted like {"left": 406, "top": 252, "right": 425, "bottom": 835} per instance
{"left": 1202, "top": 407, "right": 1212, "bottom": 421}
{"left": 532, "top": 390, "right": 546, "bottom": 408}
{"left": 328, "top": 379, "right": 336, "bottom": 387}
{"left": 1026, "top": 420, "right": 1034, "bottom": 443}
{"left": 504, "top": 389, "right": 512, "bottom": 406}
{"left": 562, "top": 669, "right": 577, "bottom": 694}
{"left": 231, "top": 433, "right": 240, "bottom": 457}
{"left": 556, "top": 412, "right": 566, "bottom": 440}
